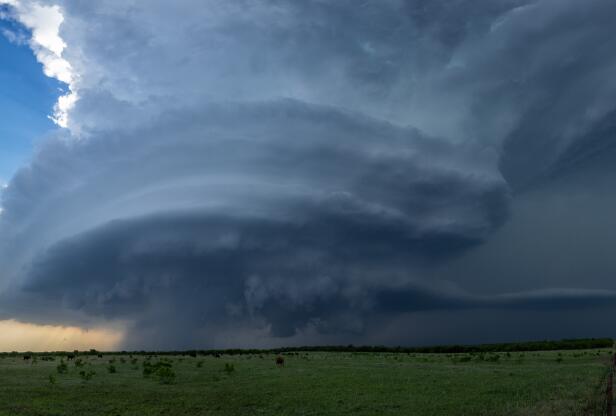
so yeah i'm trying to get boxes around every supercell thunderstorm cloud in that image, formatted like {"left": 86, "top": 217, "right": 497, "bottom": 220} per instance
{"left": 2, "top": 0, "right": 616, "bottom": 349}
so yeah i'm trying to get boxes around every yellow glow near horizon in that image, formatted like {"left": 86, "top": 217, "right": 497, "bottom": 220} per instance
{"left": 0, "top": 320, "right": 124, "bottom": 352}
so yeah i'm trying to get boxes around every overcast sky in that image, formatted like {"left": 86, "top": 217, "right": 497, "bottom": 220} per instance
{"left": 1, "top": 0, "right": 616, "bottom": 350}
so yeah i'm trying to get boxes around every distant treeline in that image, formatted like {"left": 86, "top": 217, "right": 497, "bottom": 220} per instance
{"left": 1, "top": 338, "right": 612, "bottom": 357}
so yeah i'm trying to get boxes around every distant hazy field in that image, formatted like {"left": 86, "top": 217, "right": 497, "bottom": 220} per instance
{"left": 0, "top": 349, "right": 611, "bottom": 416}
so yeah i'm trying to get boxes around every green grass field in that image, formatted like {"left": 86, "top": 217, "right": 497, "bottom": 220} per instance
{"left": 0, "top": 349, "right": 612, "bottom": 416}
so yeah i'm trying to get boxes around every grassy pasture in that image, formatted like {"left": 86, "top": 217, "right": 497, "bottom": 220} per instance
{"left": 0, "top": 349, "right": 612, "bottom": 416}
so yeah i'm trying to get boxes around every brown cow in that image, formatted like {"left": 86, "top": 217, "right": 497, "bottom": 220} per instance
{"left": 275, "top": 355, "right": 285, "bottom": 367}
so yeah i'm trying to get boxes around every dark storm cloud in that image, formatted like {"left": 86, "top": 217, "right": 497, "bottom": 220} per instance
{"left": 457, "top": 0, "right": 616, "bottom": 189}
{"left": 11, "top": 197, "right": 616, "bottom": 347}
{"left": 0, "top": 100, "right": 508, "bottom": 346}
{"left": 2, "top": 0, "right": 616, "bottom": 347}
{"left": 12, "top": 205, "right": 616, "bottom": 347}
{"left": 45, "top": 0, "right": 533, "bottom": 133}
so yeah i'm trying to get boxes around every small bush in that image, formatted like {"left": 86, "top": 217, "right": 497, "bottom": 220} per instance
{"left": 56, "top": 361, "right": 68, "bottom": 374}
{"left": 143, "top": 364, "right": 154, "bottom": 377}
{"left": 224, "top": 363, "right": 235, "bottom": 374}
{"left": 143, "top": 359, "right": 174, "bottom": 383}
{"left": 74, "top": 358, "right": 85, "bottom": 367}
{"left": 196, "top": 360, "right": 204, "bottom": 368}
{"left": 156, "top": 366, "right": 176, "bottom": 384}
{"left": 48, "top": 374, "right": 56, "bottom": 384}
{"left": 107, "top": 364, "right": 117, "bottom": 373}
{"left": 79, "top": 369, "right": 95, "bottom": 381}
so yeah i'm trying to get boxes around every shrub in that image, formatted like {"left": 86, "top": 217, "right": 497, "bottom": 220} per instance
{"left": 143, "top": 359, "right": 175, "bottom": 384}
{"left": 48, "top": 374, "right": 56, "bottom": 384}
{"left": 107, "top": 364, "right": 117, "bottom": 374}
{"left": 56, "top": 361, "right": 68, "bottom": 374}
{"left": 196, "top": 360, "right": 204, "bottom": 368}
{"left": 156, "top": 366, "right": 176, "bottom": 384}
{"left": 74, "top": 358, "right": 84, "bottom": 367}
{"left": 143, "top": 363, "right": 154, "bottom": 377}
{"left": 79, "top": 369, "right": 95, "bottom": 381}
{"left": 224, "top": 363, "right": 235, "bottom": 374}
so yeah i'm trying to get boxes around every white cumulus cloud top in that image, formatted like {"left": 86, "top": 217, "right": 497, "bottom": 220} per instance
{"left": 0, "top": 0, "right": 76, "bottom": 127}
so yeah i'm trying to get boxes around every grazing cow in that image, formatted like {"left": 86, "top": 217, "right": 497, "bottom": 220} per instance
{"left": 67, "top": 354, "right": 75, "bottom": 361}
{"left": 98, "top": 354, "right": 103, "bottom": 358}
{"left": 275, "top": 356, "right": 285, "bottom": 367}
{"left": 23, "top": 355, "right": 31, "bottom": 361}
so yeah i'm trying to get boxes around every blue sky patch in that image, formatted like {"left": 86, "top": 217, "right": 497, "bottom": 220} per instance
{"left": 0, "top": 16, "right": 63, "bottom": 183}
